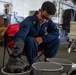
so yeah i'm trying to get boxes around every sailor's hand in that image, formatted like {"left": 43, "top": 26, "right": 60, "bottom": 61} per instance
{"left": 35, "top": 37, "right": 43, "bottom": 45}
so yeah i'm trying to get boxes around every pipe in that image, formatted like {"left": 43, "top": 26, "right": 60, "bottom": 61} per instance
{"left": 58, "top": 1, "right": 76, "bottom": 10}
{"left": 0, "top": 1, "right": 10, "bottom": 3}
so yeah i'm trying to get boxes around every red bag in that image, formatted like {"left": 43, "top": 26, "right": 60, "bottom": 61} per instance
{"left": 5, "top": 23, "right": 20, "bottom": 48}
{"left": 6, "top": 24, "right": 20, "bottom": 36}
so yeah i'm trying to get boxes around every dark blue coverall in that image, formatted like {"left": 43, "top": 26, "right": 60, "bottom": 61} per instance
{"left": 14, "top": 11, "right": 60, "bottom": 64}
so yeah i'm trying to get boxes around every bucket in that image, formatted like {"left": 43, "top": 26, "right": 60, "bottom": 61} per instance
{"left": 46, "top": 58, "right": 73, "bottom": 73}
{"left": 32, "top": 62, "right": 63, "bottom": 75}
{"left": 1, "top": 67, "right": 31, "bottom": 75}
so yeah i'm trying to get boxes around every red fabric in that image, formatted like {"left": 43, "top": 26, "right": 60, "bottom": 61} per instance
{"left": 6, "top": 24, "right": 20, "bottom": 36}
{"left": 38, "top": 50, "right": 44, "bottom": 54}
{"left": 7, "top": 40, "right": 14, "bottom": 48}
{"left": 6, "top": 24, "right": 20, "bottom": 48}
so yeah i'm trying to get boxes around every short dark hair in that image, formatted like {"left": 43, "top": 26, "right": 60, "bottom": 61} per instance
{"left": 41, "top": 1, "right": 56, "bottom": 15}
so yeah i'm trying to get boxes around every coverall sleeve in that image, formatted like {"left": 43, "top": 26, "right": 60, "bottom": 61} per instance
{"left": 14, "top": 17, "right": 33, "bottom": 42}
{"left": 42, "top": 20, "right": 59, "bottom": 43}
